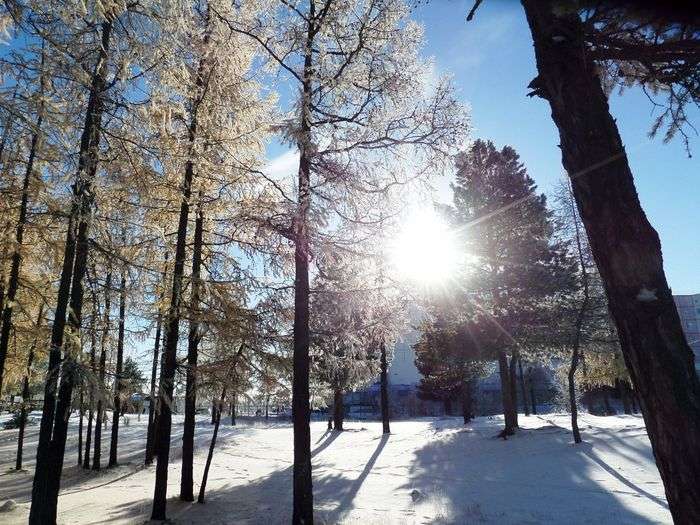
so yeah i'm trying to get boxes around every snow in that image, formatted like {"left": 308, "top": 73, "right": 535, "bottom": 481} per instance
{"left": 0, "top": 413, "right": 671, "bottom": 524}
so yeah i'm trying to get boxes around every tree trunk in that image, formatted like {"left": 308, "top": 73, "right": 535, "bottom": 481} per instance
{"left": 146, "top": 256, "right": 168, "bottom": 465}
{"left": 498, "top": 351, "right": 516, "bottom": 436}
{"left": 619, "top": 379, "right": 632, "bottom": 415}
{"left": 83, "top": 293, "right": 97, "bottom": 469}
{"left": 29, "top": 21, "right": 112, "bottom": 525}
{"left": 461, "top": 381, "right": 473, "bottom": 424}
{"left": 231, "top": 397, "right": 236, "bottom": 426}
{"left": 603, "top": 389, "right": 613, "bottom": 415}
{"left": 0, "top": 126, "right": 40, "bottom": 392}
{"left": 568, "top": 344, "right": 582, "bottom": 444}
{"left": 333, "top": 390, "right": 344, "bottom": 431}
{"left": 380, "top": 339, "right": 390, "bottom": 434}
{"left": 509, "top": 352, "right": 519, "bottom": 426}
{"left": 527, "top": 367, "right": 537, "bottom": 415}
{"left": 0, "top": 55, "right": 45, "bottom": 395}
{"left": 78, "top": 386, "right": 84, "bottom": 466}
{"left": 197, "top": 387, "right": 226, "bottom": 504}
{"left": 522, "top": 2, "right": 700, "bottom": 520}
{"left": 93, "top": 272, "right": 111, "bottom": 471}
{"left": 181, "top": 206, "right": 204, "bottom": 502}
{"left": 443, "top": 397, "right": 452, "bottom": 416}
{"left": 151, "top": 67, "right": 201, "bottom": 521}
{"left": 518, "top": 357, "right": 529, "bottom": 417}
{"left": 108, "top": 266, "right": 127, "bottom": 468}
{"left": 291, "top": 28, "right": 314, "bottom": 524}
{"left": 16, "top": 305, "right": 43, "bottom": 471}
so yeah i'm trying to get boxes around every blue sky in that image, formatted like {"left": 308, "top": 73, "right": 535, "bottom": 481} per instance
{"left": 406, "top": 0, "right": 699, "bottom": 295}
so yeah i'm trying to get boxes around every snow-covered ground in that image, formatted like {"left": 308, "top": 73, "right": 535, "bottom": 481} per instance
{"left": 0, "top": 413, "right": 671, "bottom": 524}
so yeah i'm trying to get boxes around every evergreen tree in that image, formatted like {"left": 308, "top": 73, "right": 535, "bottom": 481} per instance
{"left": 450, "top": 139, "right": 574, "bottom": 436}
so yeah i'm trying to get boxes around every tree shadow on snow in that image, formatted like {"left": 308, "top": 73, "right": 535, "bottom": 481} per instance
{"left": 402, "top": 417, "right": 669, "bottom": 524}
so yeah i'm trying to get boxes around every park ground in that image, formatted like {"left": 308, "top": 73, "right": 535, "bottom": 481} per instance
{"left": 0, "top": 412, "right": 671, "bottom": 524}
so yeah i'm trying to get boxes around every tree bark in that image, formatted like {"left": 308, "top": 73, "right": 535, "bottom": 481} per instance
{"left": 83, "top": 291, "right": 97, "bottom": 469}
{"left": 30, "top": 20, "right": 112, "bottom": 525}
{"left": 146, "top": 256, "right": 168, "bottom": 465}
{"left": 380, "top": 339, "right": 390, "bottom": 434}
{"left": 498, "top": 351, "right": 516, "bottom": 437}
{"left": 527, "top": 367, "right": 537, "bottom": 415}
{"left": 78, "top": 387, "right": 84, "bottom": 466}
{"left": 181, "top": 206, "right": 204, "bottom": 502}
{"left": 509, "top": 352, "right": 519, "bottom": 426}
{"left": 291, "top": 21, "right": 315, "bottom": 525}
{"left": 461, "top": 381, "right": 473, "bottom": 424}
{"left": 93, "top": 272, "right": 111, "bottom": 471}
{"left": 108, "top": 266, "right": 126, "bottom": 467}
{"left": 333, "top": 389, "right": 344, "bottom": 431}
{"left": 522, "top": 2, "right": 700, "bottom": 520}
{"left": 151, "top": 58, "right": 202, "bottom": 521}
{"left": 517, "top": 358, "right": 529, "bottom": 417}
{"left": 198, "top": 387, "right": 226, "bottom": 504}
{"left": 0, "top": 58, "right": 45, "bottom": 394}
{"left": 230, "top": 396, "right": 236, "bottom": 426}
{"left": 568, "top": 345, "right": 582, "bottom": 443}
{"left": 16, "top": 305, "right": 43, "bottom": 471}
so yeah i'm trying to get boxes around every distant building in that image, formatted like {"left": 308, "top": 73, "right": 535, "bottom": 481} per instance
{"left": 674, "top": 293, "right": 700, "bottom": 371}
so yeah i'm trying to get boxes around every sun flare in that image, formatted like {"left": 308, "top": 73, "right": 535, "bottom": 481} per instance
{"left": 390, "top": 209, "right": 460, "bottom": 285}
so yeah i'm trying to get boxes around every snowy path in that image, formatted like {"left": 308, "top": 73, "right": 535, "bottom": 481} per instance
{"left": 0, "top": 414, "right": 671, "bottom": 524}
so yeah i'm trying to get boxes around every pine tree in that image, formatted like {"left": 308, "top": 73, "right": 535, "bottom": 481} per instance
{"left": 450, "top": 139, "right": 574, "bottom": 437}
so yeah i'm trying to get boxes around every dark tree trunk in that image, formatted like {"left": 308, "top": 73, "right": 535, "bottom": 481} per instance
{"left": 509, "top": 352, "right": 519, "bottom": 426}
{"left": 181, "top": 207, "right": 204, "bottom": 502}
{"left": 265, "top": 394, "right": 270, "bottom": 421}
{"left": 78, "top": 386, "right": 84, "bottom": 466}
{"left": 83, "top": 294, "right": 97, "bottom": 469}
{"left": 150, "top": 327, "right": 167, "bottom": 460}
{"left": 151, "top": 64, "right": 201, "bottom": 520}
{"left": 528, "top": 367, "right": 537, "bottom": 415}
{"left": 498, "top": 351, "right": 516, "bottom": 437}
{"left": 333, "top": 390, "right": 344, "bottom": 431}
{"left": 568, "top": 344, "right": 582, "bottom": 443}
{"left": 443, "top": 397, "right": 452, "bottom": 416}
{"left": 146, "top": 256, "right": 168, "bottom": 465}
{"left": 198, "top": 387, "right": 226, "bottom": 504}
{"left": 522, "top": 2, "right": 700, "bottom": 520}
{"left": 230, "top": 397, "right": 236, "bottom": 426}
{"left": 602, "top": 390, "right": 613, "bottom": 415}
{"left": 291, "top": 29, "right": 314, "bottom": 524}
{"left": 0, "top": 56, "right": 44, "bottom": 395}
{"left": 518, "top": 357, "right": 529, "bottom": 417}
{"left": 618, "top": 379, "right": 632, "bottom": 415}
{"left": 380, "top": 339, "right": 390, "bottom": 434}
{"left": 461, "top": 381, "right": 473, "bottom": 424}
{"left": 108, "top": 267, "right": 127, "bottom": 468}
{"left": 16, "top": 305, "right": 42, "bottom": 471}
{"left": 93, "top": 273, "right": 111, "bottom": 471}
{"left": 29, "top": 21, "right": 112, "bottom": 525}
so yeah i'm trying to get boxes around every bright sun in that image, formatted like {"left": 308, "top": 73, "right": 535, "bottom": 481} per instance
{"left": 390, "top": 209, "right": 460, "bottom": 285}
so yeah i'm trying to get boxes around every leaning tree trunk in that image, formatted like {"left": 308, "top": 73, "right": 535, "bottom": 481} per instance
{"left": 198, "top": 386, "right": 226, "bottom": 504}
{"left": 333, "top": 389, "right": 344, "bottom": 431}
{"left": 145, "top": 256, "right": 168, "bottom": 465}
{"left": 522, "top": 5, "right": 700, "bottom": 520}
{"left": 108, "top": 266, "right": 127, "bottom": 467}
{"left": 29, "top": 20, "right": 112, "bottom": 525}
{"left": 568, "top": 342, "right": 582, "bottom": 443}
{"left": 380, "top": 339, "right": 391, "bottom": 434}
{"left": 180, "top": 206, "right": 204, "bottom": 502}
